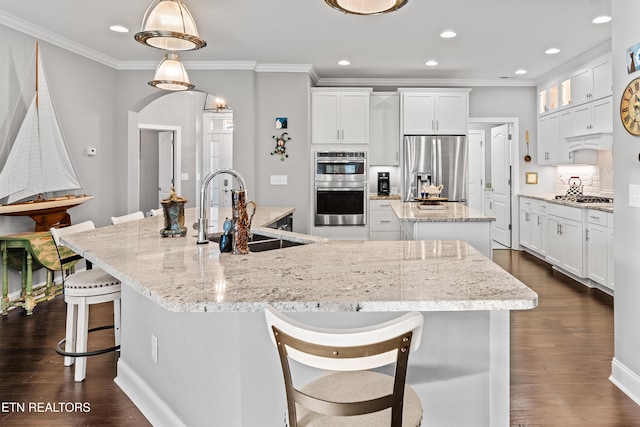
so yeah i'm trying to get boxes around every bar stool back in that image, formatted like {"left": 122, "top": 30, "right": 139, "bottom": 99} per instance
{"left": 110, "top": 211, "right": 144, "bottom": 225}
{"left": 264, "top": 305, "right": 424, "bottom": 427}
{"left": 50, "top": 221, "right": 121, "bottom": 382}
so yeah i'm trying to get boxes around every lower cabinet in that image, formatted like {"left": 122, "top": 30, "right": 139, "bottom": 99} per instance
{"left": 519, "top": 196, "right": 614, "bottom": 291}
{"left": 519, "top": 197, "right": 546, "bottom": 256}
{"left": 369, "top": 199, "right": 401, "bottom": 240}
{"left": 586, "top": 209, "right": 614, "bottom": 290}
{"left": 545, "top": 203, "right": 586, "bottom": 278}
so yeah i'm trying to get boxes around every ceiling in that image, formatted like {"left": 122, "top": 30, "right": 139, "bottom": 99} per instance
{"left": 0, "top": 0, "right": 612, "bottom": 85}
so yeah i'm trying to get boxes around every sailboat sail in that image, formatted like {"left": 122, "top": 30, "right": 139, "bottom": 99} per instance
{"left": 0, "top": 45, "right": 82, "bottom": 205}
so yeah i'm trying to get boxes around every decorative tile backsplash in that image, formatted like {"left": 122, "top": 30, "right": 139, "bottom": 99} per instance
{"left": 555, "top": 150, "right": 613, "bottom": 196}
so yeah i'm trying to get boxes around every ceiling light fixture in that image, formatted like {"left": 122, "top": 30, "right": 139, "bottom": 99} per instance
{"left": 135, "top": 0, "right": 207, "bottom": 51}
{"left": 338, "top": 59, "right": 351, "bottom": 66}
{"left": 592, "top": 15, "right": 612, "bottom": 24}
{"left": 109, "top": 25, "right": 130, "bottom": 33}
{"left": 148, "top": 53, "right": 194, "bottom": 91}
{"left": 425, "top": 60, "right": 438, "bottom": 66}
{"left": 324, "top": 0, "right": 408, "bottom": 15}
{"left": 440, "top": 30, "right": 456, "bottom": 39}
{"left": 515, "top": 69, "right": 527, "bottom": 75}
{"left": 545, "top": 47, "right": 561, "bottom": 55}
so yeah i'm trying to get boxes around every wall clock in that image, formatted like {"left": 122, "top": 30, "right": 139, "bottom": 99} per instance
{"left": 621, "top": 77, "right": 640, "bottom": 136}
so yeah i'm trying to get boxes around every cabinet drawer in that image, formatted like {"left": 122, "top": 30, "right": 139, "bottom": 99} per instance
{"left": 370, "top": 199, "right": 395, "bottom": 210}
{"left": 370, "top": 210, "right": 400, "bottom": 232}
{"left": 586, "top": 209, "right": 608, "bottom": 226}
{"left": 547, "top": 203, "right": 583, "bottom": 222}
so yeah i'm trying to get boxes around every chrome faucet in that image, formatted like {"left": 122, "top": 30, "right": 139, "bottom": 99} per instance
{"left": 197, "top": 168, "right": 247, "bottom": 244}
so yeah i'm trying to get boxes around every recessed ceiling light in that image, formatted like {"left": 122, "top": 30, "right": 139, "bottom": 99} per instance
{"left": 110, "top": 25, "right": 130, "bottom": 33}
{"left": 338, "top": 60, "right": 351, "bottom": 66}
{"left": 425, "top": 60, "right": 438, "bottom": 66}
{"left": 545, "top": 47, "right": 561, "bottom": 55}
{"left": 515, "top": 69, "right": 527, "bottom": 75}
{"left": 440, "top": 31, "right": 456, "bottom": 39}
{"left": 592, "top": 15, "right": 611, "bottom": 24}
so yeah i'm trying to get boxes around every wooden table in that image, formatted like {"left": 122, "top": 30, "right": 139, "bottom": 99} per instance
{"left": 0, "top": 231, "right": 75, "bottom": 315}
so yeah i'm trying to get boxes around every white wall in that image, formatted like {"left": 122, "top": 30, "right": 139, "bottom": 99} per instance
{"left": 610, "top": 0, "right": 640, "bottom": 404}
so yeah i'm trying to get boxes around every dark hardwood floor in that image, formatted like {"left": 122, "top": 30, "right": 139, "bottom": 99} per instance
{"left": 1, "top": 249, "right": 639, "bottom": 426}
{"left": 494, "top": 249, "right": 640, "bottom": 427}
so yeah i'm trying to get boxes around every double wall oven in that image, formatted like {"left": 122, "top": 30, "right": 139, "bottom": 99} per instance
{"left": 314, "top": 151, "right": 366, "bottom": 226}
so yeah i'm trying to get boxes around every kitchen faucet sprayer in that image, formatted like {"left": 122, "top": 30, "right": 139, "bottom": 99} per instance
{"left": 197, "top": 168, "right": 247, "bottom": 244}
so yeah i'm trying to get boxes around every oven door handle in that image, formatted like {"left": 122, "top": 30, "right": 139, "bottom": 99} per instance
{"left": 315, "top": 187, "right": 365, "bottom": 192}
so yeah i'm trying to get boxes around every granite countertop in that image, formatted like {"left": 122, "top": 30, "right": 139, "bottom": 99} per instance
{"left": 519, "top": 194, "right": 614, "bottom": 213}
{"left": 389, "top": 200, "right": 495, "bottom": 222}
{"left": 60, "top": 207, "right": 536, "bottom": 314}
{"left": 369, "top": 194, "right": 402, "bottom": 200}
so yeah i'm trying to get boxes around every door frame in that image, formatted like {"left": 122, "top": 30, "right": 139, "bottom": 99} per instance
{"left": 468, "top": 117, "right": 520, "bottom": 249}
{"left": 130, "top": 123, "right": 182, "bottom": 213}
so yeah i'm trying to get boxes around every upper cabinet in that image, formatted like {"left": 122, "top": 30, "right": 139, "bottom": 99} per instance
{"left": 535, "top": 51, "right": 612, "bottom": 163}
{"left": 400, "top": 89, "right": 470, "bottom": 135}
{"left": 311, "top": 88, "right": 371, "bottom": 144}
{"left": 538, "top": 76, "right": 571, "bottom": 116}
{"left": 571, "top": 53, "right": 612, "bottom": 106}
{"left": 370, "top": 93, "right": 400, "bottom": 166}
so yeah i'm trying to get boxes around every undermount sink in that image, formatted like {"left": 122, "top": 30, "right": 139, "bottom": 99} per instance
{"left": 209, "top": 232, "right": 305, "bottom": 252}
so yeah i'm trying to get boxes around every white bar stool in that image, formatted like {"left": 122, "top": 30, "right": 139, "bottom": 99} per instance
{"left": 51, "top": 221, "right": 122, "bottom": 382}
{"left": 110, "top": 211, "right": 144, "bottom": 225}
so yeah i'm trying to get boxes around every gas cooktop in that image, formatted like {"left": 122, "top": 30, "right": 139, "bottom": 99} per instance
{"left": 554, "top": 195, "right": 614, "bottom": 203}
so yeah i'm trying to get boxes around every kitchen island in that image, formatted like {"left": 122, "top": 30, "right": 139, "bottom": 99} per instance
{"left": 61, "top": 208, "right": 536, "bottom": 427}
{"left": 390, "top": 200, "right": 495, "bottom": 258}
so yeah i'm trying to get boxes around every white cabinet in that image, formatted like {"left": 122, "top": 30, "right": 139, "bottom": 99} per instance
{"left": 538, "top": 77, "right": 572, "bottom": 116}
{"left": 311, "top": 89, "right": 371, "bottom": 144}
{"left": 537, "top": 111, "right": 598, "bottom": 165}
{"left": 586, "top": 209, "right": 614, "bottom": 290}
{"left": 546, "top": 204, "right": 586, "bottom": 278}
{"left": 571, "top": 96, "right": 613, "bottom": 136}
{"left": 369, "top": 199, "right": 400, "bottom": 240}
{"left": 538, "top": 113, "right": 560, "bottom": 165}
{"left": 572, "top": 54, "right": 612, "bottom": 106}
{"left": 400, "top": 90, "right": 469, "bottom": 135}
{"left": 519, "top": 197, "right": 546, "bottom": 256}
{"left": 370, "top": 93, "right": 400, "bottom": 166}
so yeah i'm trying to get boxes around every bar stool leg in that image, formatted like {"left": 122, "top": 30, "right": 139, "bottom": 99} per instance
{"left": 64, "top": 300, "right": 78, "bottom": 367}
{"left": 74, "top": 300, "right": 89, "bottom": 382}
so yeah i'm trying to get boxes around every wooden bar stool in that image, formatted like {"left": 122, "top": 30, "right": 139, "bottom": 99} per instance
{"left": 50, "top": 221, "right": 121, "bottom": 382}
{"left": 264, "top": 305, "right": 424, "bottom": 426}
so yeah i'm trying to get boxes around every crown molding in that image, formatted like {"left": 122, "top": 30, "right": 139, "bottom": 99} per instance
{"left": 535, "top": 39, "right": 611, "bottom": 85}
{"left": 315, "top": 77, "right": 536, "bottom": 87}
{"left": 254, "top": 63, "right": 313, "bottom": 73}
{"left": 0, "top": 10, "right": 119, "bottom": 69}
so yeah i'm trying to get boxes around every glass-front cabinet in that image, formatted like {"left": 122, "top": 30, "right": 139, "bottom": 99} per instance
{"left": 538, "top": 77, "right": 571, "bottom": 116}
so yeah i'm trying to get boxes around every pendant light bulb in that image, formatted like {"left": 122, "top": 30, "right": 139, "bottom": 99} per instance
{"left": 148, "top": 53, "right": 195, "bottom": 91}
{"left": 325, "top": 0, "right": 408, "bottom": 15}
{"left": 135, "top": 0, "right": 206, "bottom": 51}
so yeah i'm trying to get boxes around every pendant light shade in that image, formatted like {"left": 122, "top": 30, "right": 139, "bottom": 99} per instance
{"left": 148, "top": 53, "right": 195, "bottom": 91}
{"left": 325, "top": 0, "right": 408, "bottom": 15}
{"left": 135, "top": 0, "right": 206, "bottom": 51}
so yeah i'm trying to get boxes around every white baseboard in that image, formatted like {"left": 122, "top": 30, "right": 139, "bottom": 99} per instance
{"left": 114, "top": 360, "right": 186, "bottom": 427}
{"left": 610, "top": 357, "right": 640, "bottom": 405}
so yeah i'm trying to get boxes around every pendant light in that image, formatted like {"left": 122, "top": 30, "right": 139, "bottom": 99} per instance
{"left": 135, "top": 0, "right": 206, "bottom": 51}
{"left": 148, "top": 53, "right": 194, "bottom": 91}
{"left": 324, "top": 0, "right": 408, "bottom": 15}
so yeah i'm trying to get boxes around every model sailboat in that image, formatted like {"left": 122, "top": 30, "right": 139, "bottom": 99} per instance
{"left": 0, "top": 43, "right": 92, "bottom": 231}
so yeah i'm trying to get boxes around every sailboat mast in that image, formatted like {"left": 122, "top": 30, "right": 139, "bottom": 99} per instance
{"left": 35, "top": 41, "right": 39, "bottom": 108}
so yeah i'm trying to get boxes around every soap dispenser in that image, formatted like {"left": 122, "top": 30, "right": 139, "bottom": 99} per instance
{"left": 219, "top": 218, "right": 233, "bottom": 252}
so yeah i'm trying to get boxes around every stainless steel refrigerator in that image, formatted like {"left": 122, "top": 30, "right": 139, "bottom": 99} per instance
{"left": 402, "top": 135, "right": 468, "bottom": 202}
